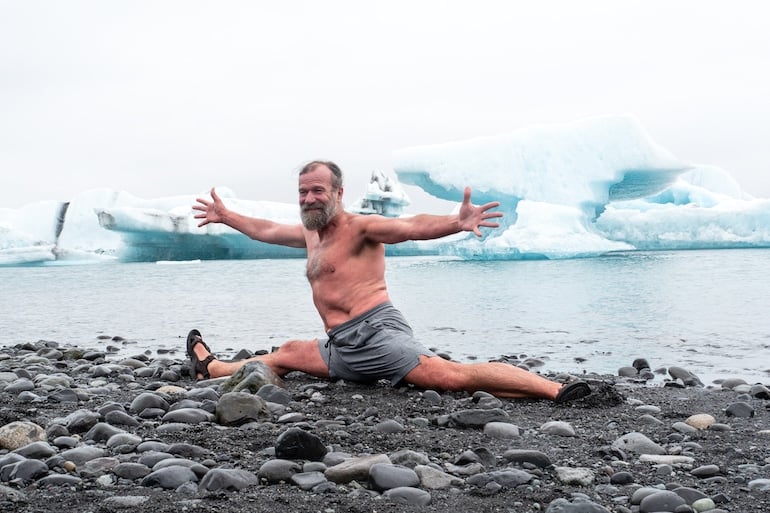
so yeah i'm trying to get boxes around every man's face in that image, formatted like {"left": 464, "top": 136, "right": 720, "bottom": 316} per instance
{"left": 299, "top": 165, "right": 341, "bottom": 230}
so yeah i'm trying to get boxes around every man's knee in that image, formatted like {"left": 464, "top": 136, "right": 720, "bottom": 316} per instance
{"left": 277, "top": 339, "right": 315, "bottom": 355}
{"left": 409, "top": 357, "right": 468, "bottom": 391}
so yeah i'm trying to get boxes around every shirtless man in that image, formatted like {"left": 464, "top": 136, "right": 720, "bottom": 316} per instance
{"left": 188, "top": 160, "right": 590, "bottom": 402}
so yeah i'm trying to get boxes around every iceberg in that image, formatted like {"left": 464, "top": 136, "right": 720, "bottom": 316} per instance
{"left": 1, "top": 114, "right": 769, "bottom": 266}
{"left": 393, "top": 115, "right": 770, "bottom": 258}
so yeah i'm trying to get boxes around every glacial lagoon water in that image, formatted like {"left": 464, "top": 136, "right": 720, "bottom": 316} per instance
{"left": 1, "top": 249, "right": 769, "bottom": 385}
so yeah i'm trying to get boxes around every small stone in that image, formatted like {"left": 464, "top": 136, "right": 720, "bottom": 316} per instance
{"left": 685, "top": 414, "right": 715, "bottom": 429}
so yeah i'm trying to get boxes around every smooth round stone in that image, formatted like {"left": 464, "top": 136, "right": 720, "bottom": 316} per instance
{"left": 199, "top": 468, "right": 259, "bottom": 491}
{"left": 118, "top": 358, "right": 146, "bottom": 369}
{"left": 719, "top": 377, "right": 747, "bottom": 389}
{"left": 258, "top": 459, "right": 301, "bottom": 483}
{"left": 750, "top": 384, "right": 770, "bottom": 399}
{"left": 4, "top": 378, "right": 35, "bottom": 393}
{"left": 138, "top": 407, "right": 166, "bottom": 419}
{"left": 639, "top": 490, "right": 686, "bottom": 512}
{"left": 635, "top": 404, "right": 661, "bottom": 414}
{"left": 540, "top": 420, "right": 575, "bottom": 437}
{"left": 167, "top": 442, "right": 209, "bottom": 459}
{"left": 52, "top": 436, "right": 79, "bottom": 449}
{"left": 104, "top": 410, "right": 141, "bottom": 427}
{"left": 692, "top": 497, "right": 716, "bottom": 512}
{"left": 186, "top": 387, "right": 220, "bottom": 401}
{"left": 137, "top": 451, "right": 175, "bottom": 467}
{"left": 140, "top": 466, "right": 198, "bottom": 489}
{"left": 449, "top": 408, "right": 509, "bottom": 427}
{"left": 161, "top": 407, "right": 214, "bottom": 424}
{"left": 155, "top": 385, "right": 185, "bottom": 395}
{"left": 113, "top": 462, "right": 151, "bottom": 480}
{"left": 639, "top": 414, "right": 664, "bottom": 425}
{"left": 129, "top": 392, "right": 170, "bottom": 413}
{"left": 382, "top": 486, "right": 431, "bottom": 506}
{"left": 152, "top": 459, "right": 209, "bottom": 479}
{"left": 3, "top": 459, "right": 49, "bottom": 482}
{"left": 503, "top": 449, "right": 552, "bottom": 468}
{"left": 686, "top": 413, "right": 716, "bottom": 429}
{"left": 421, "top": 390, "right": 442, "bottom": 404}
{"left": 106, "top": 433, "right": 142, "bottom": 450}
{"left": 136, "top": 441, "right": 170, "bottom": 453}
{"left": 724, "top": 402, "right": 754, "bottom": 418}
{"left": 672, "top": 421, "right": 697, "bottom": 434}
{"left": 375, "top": 419, "right": 405, "bottom": 434}
{"left": 618, "top": 366, "right": 638, "bottom": 377}
{"left": 672, "top": 486, "right": 707, "bottom": 503}
{"left": 612, "top": 432, "right": 665, "bottom": 455}
{"left": 0, "top": 421, "right": 47, "bottom": 450}
{"left": 369, "top": 463, "right": 420, "bottom": 491}
{"left": 59, "top": 446, "right": 106, "bottom": 466}
{"left": 545, "top": 497, "right": 612, "bottom": 513}
{"left": 274, "top": 427, "right": 327, "bottom": 461}
{"left": 484, "top": 421, "right": 520, "bottom": 439}
{"left": 610, "top": 471, "right": 634, "bottom": 485}
{"left": 691, "top": 464, "right": 720, "bottom": 478}
{"left": 747, "top": 478, "right": 770, "bottom": 491}
{"left": 37, "top": 474, "right": 82, "bottom": 486}
{"left": 16, "top": 390, "right": 42, "bottom": 403}
{"left": 277, "top": 412, "right": 305, "bottom": 423}
{"left": 290, "top": 471, "right": 328, "bottom": 491}
{"left": 84, "top": 422, "right": 125, "bottom": 442}
{"left": 12, "top": 441, "right": 56, "bottom": 459}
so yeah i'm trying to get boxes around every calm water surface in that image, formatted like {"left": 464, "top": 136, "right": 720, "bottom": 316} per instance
{"left": 1, "top": 249, "right": 768, "bottom": 384}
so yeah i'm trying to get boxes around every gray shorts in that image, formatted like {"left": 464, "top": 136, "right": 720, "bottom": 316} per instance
{"left": 318, "top": 302, "right": 435, "bottom": 385}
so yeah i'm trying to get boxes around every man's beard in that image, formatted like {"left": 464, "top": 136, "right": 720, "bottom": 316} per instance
{"left": 301, "top": 201, "right": 338, "bottom": 230}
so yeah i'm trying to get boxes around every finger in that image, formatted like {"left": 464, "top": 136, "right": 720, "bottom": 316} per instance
{"left": 210, "top": 187, "right": 220, "bottom": 201}
{"left": 463, "top": 186, "right": 472, "bottom": 204}
{"left": 480, "top": 201, "right": 500, "bottom": 211}
{"left": 197, "top": 219, "right": 210, "bottom": 228}
{"left": 483, "top": 212, "right": 503, "bottom": 219}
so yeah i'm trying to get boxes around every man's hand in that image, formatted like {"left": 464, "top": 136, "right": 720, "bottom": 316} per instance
{"left": 193, "top": 187, "right": 228, "bottom": 227}
{"left": 458, "top": 187, "right": 503, "bottom": 236}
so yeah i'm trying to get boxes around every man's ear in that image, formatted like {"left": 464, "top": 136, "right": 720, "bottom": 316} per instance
{"left": 337, "top": 186, "right": 344, "bottom": 200}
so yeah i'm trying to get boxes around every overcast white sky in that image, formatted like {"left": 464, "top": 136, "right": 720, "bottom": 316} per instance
{"left": 1, "top": 0, "right": 769, "bottom": 211}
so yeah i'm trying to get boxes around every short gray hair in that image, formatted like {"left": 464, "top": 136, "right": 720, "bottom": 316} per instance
{"left": 299, "top": 160, "right": 343, "bottom": 190}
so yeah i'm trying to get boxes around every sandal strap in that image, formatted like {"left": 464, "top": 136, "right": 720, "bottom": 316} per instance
{"left": 195, "top": 354, "right": 216, "bottom": 380}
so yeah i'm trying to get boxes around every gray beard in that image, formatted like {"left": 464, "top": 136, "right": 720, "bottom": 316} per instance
{"left": 301, "top": 202, "right": 337, "bottom": 231}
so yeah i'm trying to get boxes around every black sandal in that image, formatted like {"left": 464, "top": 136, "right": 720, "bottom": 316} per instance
{"left": 554, "top": 380, "right": 591, "bottom": 404}
{"left": 186, "top": 329, "right": 216, "bottom": 380}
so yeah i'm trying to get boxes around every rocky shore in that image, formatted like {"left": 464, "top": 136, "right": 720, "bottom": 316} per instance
{"left": 1, "top": 340, "right": 769, "bottom": 513}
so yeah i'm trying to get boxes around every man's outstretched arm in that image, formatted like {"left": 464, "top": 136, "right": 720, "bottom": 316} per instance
{"left": 193, "top": 188, "right": 306, "bottom": 248}
{"left": 362, "top": 187, "right": 502, "bottom": 244}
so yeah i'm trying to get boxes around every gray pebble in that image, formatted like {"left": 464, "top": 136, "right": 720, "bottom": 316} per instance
{"left": 382, "top": 486, "right": 431, "bottom": 506}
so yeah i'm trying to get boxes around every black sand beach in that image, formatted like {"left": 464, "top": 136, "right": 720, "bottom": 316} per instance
{"left": 1, "top": 340, "right": 769, "bottom": 513}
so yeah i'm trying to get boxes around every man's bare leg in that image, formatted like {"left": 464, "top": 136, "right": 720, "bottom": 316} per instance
{"left": 190, "top": 336, "right": 330, "bottom": 380}
{"left": 404, "top": 355, "right": 577, "bottom": 400}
